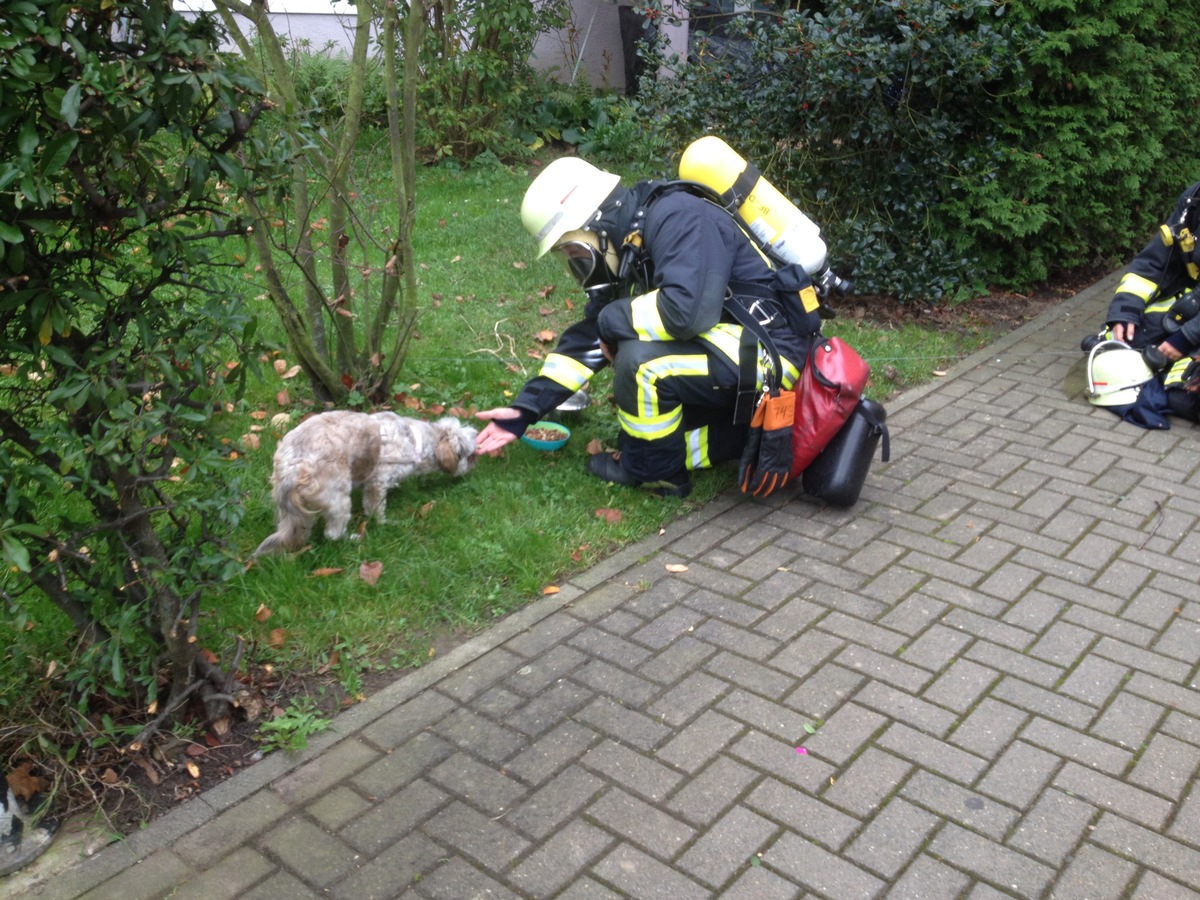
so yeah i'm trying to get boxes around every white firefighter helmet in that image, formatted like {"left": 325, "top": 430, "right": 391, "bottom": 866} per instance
{"left": 520, "top": 157, "right": 621, "bottom": 257}
{"left": 1085, "top": 340, "right": 1155, "bottom": 406}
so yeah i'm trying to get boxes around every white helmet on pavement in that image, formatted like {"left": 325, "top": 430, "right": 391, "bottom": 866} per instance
{"left": 1085, "top": 340, "right": 1155, "bottom": 406}
{"left": 520, "top": 157, "right": 622, "bottom": 257}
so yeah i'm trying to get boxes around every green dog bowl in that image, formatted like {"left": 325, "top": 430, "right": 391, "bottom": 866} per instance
{"left": 521, "top": 421, "right": 571, "bottom": 451}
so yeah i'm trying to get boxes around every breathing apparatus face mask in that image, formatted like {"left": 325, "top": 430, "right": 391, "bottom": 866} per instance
{"left": 553, "top": 229, "right": 619, "bottom": 291}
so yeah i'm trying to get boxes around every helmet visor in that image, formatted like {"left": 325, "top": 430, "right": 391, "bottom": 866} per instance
{"left": 555, "top": 239, "right": 604, "bottom": 287}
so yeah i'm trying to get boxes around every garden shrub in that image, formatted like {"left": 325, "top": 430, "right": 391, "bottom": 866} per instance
{"left": 967, "top": 0, "right": 1200, "bottom": 284}
{"left": 634, "top": 0, "right": 1200, "bottom": 300}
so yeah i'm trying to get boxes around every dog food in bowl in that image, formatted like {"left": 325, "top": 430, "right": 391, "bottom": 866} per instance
{"left": 522, "top": 422, "right": 570, "bottom": 451}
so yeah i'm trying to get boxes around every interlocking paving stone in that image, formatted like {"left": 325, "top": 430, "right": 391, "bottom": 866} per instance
{"left": 1129, "top": 870, "right": 1200, "bottom": 899}
{"left": 328, "top": 831, "right": 441, "bottom": 900}
{"left": 900, "top": 770, "right": 1019, "bottom": 841}
{"left": 844, "top": 797, "right": 940, "bottom": 878}
{"left": 885, "top": 853, "right": 973, "bottom": 899}
{"left": 675, "top": 805, "right": 779, "bottom": 888}
{"left": 800, "top": 702, "right": 888, "bottom": 764}
{"left": 1091, "top": 691, "right": 1166, "bottom": 749}
{"left": 422, "top": 800, "right": 531, "bottom": 871}
{"left": 1007, "top": 788, "right": 1099, "bottom": 866}
{"left": 426, "top": 751, "right": 527, "bottom": 815}
{"left": 1047, "top": 843, "right": 1139, "bottom": 900}
{"left": 1128, "top": 732, "right": 1200, "bottom": 800}
{"left": 507, "top": 820, "right": 615, "bottom": 896}
{"left": 927, "top": 822, "right": 1055, "bottom": 897}
{"left": 766, "top": 831, "right": 887, "bottom": 899}
{"left": 507, "top": 765, "right": 605, "bottom": 840}
{"left": 1020, "top": 716, "right": 1132, "bottom": 775}
{"left": 667, "top": 755, "right": 761, "bottom": 827}
{"left": 745, "top": 776, "right": 860, "bottom": 851}
{"left": 1091, "top": 812, "right": 1200, "bottom": 886}
{"left": 591, "top": 844, "right": 710, "bottom": 899}
{"left": 260, "top": 816, "right": 360, "bottom": 888}
{"left": 1053, "top": 761, "right": 1174, "bottom": 830}
{"left": 1057, "top": 653, "right": 1129, "bottom": 706}
{"left": 587, "top": 787, "right": 696, "bottom": 859}
{"left": 656, "top": 709, "right": 745, "bottom": 773}
{"left": 784, "top": 663, "right": 866, "bottom": 719}
{"left": 875, "top": 722, "right": 987, "bottom": 784}
{"left": 339, "top": 778, "right": 447, "bottom": 855}
{"left": 580, "top": 739, "right": 681, "bottom": 801}
{"left": 852, "top": 680, "right": 958, "bottom": 737}
{"left": 350, "top": 732, "right": 454, "bottom": 797}
{"left": 922, "top": 657, "right": 1001, "bottom": 712}
{"left": 719, "top": 864, "right": 804, "bottom": 899}
{"left": 822, "top": 746, "right": 913, "bottom": 817}
{"left": 504, "top": 719, "right": 598, "bottom": 786}
{"left": 412, "top": 856, "right": 519, "bottom": 899}
{"left": 979, "top": 740, "right": 1066, "bottom": 813}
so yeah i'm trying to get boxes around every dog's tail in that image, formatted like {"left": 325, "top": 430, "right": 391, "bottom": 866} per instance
{"left": 253, "top": 466, "right": 318, "bottom": 556}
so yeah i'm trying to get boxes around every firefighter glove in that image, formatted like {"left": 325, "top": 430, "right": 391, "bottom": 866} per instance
{"left": 738, "top": 389, "right": 796, "bottom": 498}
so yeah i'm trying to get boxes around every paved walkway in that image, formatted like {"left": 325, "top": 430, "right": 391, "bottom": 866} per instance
{"left": 9, "top": 272, "right": 1200, "bottom": 899}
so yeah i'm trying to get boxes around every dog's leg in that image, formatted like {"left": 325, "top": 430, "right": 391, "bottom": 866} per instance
{"left": 323, "top": 489, "right": 354, "bottom": 541}
{"left": 363, "top": 477, "right": 387, "bottom": 524}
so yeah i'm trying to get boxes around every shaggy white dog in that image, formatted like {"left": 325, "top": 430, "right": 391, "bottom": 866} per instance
{"left": 254, "top": 411, "right": 478, "bottom": 556}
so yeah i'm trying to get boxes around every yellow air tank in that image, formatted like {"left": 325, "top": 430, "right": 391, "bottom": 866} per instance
{"left": 678, "top": 135, "right": 828, "bottom": 276}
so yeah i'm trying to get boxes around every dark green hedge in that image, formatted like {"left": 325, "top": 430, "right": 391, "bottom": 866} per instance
{"left": 630, "top": 0, "right": 1200, "bottom": 300}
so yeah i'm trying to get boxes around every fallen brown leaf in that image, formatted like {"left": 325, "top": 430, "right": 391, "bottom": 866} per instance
{"left": 359, "top": 560, "right": 383, "bottom": 585}
{"left": 311, "top": 567, "right": 344, "bottom": 577}
{"left": 595, "top": 508, "right": 623, "bottom": 523}
{"left": 665, "top": 563, "right": 689, "bottom": 573}
{"left": 131, "top": 756, "right": 161, "bottom": 785}
{"left": 6, "top": 764, "right": 46, "bottom": 801}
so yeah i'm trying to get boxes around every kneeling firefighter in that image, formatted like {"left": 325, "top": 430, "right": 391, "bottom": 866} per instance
{"left": 475, "top": 145, "right": 845, "bottom": 497}
{"left": 1082, "top": 180, "right": 1200, "bottom": 423}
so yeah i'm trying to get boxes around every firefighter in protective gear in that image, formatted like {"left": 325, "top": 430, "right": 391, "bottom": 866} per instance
{"left": 475, "top": 156, "right": 819, "bottom": 496}
{"left": 1085, "top": 181, "right": 1200, "bottom": 423}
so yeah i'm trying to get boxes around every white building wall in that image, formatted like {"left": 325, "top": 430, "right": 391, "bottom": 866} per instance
{"left": 174, "top": 0, "right": 688, "bottom": 95}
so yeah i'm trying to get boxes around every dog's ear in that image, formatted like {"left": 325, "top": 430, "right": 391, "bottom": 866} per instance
{"left": 435, "top": 433, "right": 459, "bottom": 473}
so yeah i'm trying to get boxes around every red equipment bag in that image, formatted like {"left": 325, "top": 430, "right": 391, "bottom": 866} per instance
{"left": 791, "top": 336, "right": 870, "bottom": 477}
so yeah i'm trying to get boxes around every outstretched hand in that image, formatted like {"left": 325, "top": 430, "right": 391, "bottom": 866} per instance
{"left": 475, "top": 407, "right": 523, "bottom": 456}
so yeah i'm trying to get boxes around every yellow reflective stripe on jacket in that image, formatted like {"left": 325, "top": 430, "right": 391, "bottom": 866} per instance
{"left": 631, "top": 354, "right": 710, "bottom": 417}
{"left": 683, "top": 426, "right": 711, "bottom": 471}
{"left": 1117, "top": 272, "right": 1158, "bottom": 303}
{"left": 618, "top": 403, "right": 684, "bottom": 441}
{"left": 697, "top": 323, "right": 741, "bottom": 365}
{"left": 1163, "top": 356, "right": 1193, "bottom": 388}
{"left": 630, "top": 291, "right": 670, "bottom": 341}
{"left": 540, "top": 352, "right": 593, "bottom": 393}
{"left": 697, "top": 323, "right": 801, "bottom": 390}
